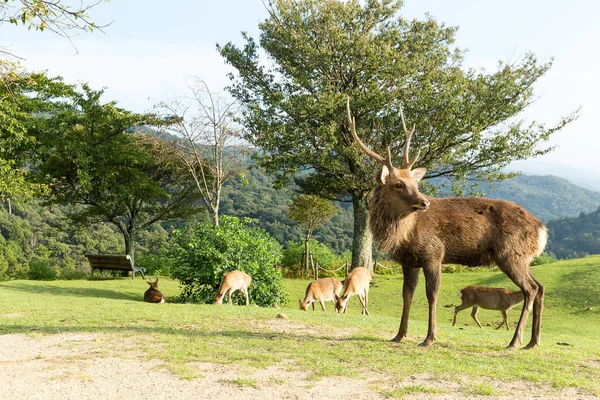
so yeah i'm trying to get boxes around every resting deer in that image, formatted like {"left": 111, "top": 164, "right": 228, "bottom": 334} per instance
{"left": 144, "top": 278, "right": 165, "bottom": 303}
{"left": 299, "top": 277, "right": 343, "bottom": 312}
{"left": 214, "top": 270, "right": 252, "bottom": 305}
{"left": 452, "top": 286, "right": 524, "bottom": 330}
{"left": 346, "top": 98, "right": 546, "bottom": 349}
{"left": 335, "top": 267, "right": 372, "bottom": 315}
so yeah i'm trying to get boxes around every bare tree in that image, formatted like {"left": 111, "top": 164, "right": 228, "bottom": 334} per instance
{"left": 157, "top": 78, "right": 248, "bottom": 226}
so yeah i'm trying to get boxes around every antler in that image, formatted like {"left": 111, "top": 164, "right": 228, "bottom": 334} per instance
{"left": 346, "top": 97, "right": 395, "bottom": 170}
{"left": 398, "top": 106, "right": 420, "bottom": 170}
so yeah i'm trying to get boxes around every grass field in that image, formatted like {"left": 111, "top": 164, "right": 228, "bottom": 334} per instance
{"left": 1, "top": 256, "right": 599, "bottom": 397}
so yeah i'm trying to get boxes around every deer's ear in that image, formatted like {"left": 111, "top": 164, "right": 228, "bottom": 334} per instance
{"left": 377, "top": 165, "right": 390, "bottom": 184}
{"left": 411, "top": 168, "right": 426, "bottom": 183}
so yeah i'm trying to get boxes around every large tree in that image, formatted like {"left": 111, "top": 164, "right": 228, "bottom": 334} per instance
{"left": 219, "top": 0, "right": 576, "bottom": 270}
{"left": 1, "top": 0, "right": 107, "bottom": 207}
{"left": 32, "top": 83, "right": 202, "bottom": 264}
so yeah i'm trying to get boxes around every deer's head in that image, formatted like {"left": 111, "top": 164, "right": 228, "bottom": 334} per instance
{"left": 346, "top": 98, "right": 430, "bottom": 212}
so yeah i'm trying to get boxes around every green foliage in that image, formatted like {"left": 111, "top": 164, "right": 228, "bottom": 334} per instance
{"left": 32, "top": 82, "right": 202, "bottom": 261}
{"left": 0, "top": 1, "right": 106, "bottom": 33}
{"left": 135, "top": 253, "right": 175, "bottom": 276}
{"left": 532, "top": 252, "right": 557, "bottom": 266}
{"left": 27, "top": 257, "right": 57, "bottom": 280}
{"left": 0, "top": 66, "right": 48, "bottom": 201}
{"left": 280, "top": 239, "right": 343, "bottom": 277}
{"left": 547, "top": 206, "right": 600, "bottom": 259}
{"left": 288, "top": 194, "right": 339, "bottom": 237}
{"left": 170, "top": 215, "right": 286, "bottom": 306}
{"left": 219, "top": 0, "right": 576, "bottom": 267}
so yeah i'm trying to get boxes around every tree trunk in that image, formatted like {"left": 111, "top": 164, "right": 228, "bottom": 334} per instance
{"left": 351, "top": 191, "right": 373, "bottom": 271}
{"left": 123, "top": 225, "right": 136, "bottom": 277}
{"left": 213, "top": 186, "right": 221, "bottom": 227}
{"left": 304, "top": 232, "right": 312, "bottom": 277}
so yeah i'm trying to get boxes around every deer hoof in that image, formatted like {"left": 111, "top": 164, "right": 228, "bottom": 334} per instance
{"left": 418, "top": 340, "right": 434, "bottom": 347}
{"left": 523, "top": 342, "right": 538, "bottom": 350}
{"left": 506, "top": 344, "right": 518, "bottom": 350}
{"left": 391, "top": 334, "right": 404, "bottom": 342}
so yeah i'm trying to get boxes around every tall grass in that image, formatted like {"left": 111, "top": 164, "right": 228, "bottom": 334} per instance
{"left": 1, "top": 256, "right": 598, "bottom": 395}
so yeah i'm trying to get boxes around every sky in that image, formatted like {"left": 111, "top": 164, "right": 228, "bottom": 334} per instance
{"left": 5, "top": 0, "right": 600, "bottom": 189}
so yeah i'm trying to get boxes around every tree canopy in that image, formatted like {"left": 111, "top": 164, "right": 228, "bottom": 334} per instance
{"left": 219, "top": 0, "right": 577, "bottom": 269}
{"left": 32, "top": 82, "right": 202, "bottom": 263}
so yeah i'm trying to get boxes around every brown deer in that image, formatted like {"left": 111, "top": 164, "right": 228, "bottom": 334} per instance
{"left": 214, "top": 270, "right": 252, "bottom": 305}
{"left": 346, "top": 98, "right": 547, "bottom": 349}
{"left": 452, "top": 286, "right": 524, "bottom": 330}
{"left": 299, "top": 277, "right": 344, "bottom": 312}
{"left": 335, "top": 266, "right": 372, "bottom": 315}
{"left": 144, "top": 278, "right": 165, "bottom": 303}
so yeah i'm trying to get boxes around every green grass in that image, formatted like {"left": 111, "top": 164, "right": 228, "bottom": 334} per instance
{"left": 1, "top": 256, "right": 599, "bottom": 396}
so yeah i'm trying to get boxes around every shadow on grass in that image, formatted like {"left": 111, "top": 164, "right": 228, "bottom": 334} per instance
{"left": 0, "top": 282, "right": 140, "bottom": 302}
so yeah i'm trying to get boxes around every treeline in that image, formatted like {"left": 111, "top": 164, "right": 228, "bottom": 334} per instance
{"left": 546, "top": 207, "right": 600, "bottom": 259}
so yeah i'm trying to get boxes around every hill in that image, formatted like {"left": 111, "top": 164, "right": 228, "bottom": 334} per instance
{"left": 546, "top": 206, "right": 600, "bottom": 259}
{"left": 479, "top": 174, "right": 600, "bottom": 222}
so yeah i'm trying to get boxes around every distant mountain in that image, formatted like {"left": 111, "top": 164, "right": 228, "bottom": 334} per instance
{"left": 508, "top": 161, "right": 600, "bottom": 193}
{"left": 478, "top": 175, "right": 600, "bottom": 222}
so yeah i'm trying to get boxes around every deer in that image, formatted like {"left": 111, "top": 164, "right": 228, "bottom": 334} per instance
{"left": 144, "top": 278, "right": 165, "bottom": 303}
{"left": 346, "top": 98, "right": 547, "bottom": 349}
{"left": 452, "top": 286, "right": 524, "bottom": 330}
{"left": 335, "top": 266, "right": 372, "bottom": 315}
{"left": 214, "top": 270, "right": 252, "bottom": 305}
{"left": 299, "top": 277, "right": 344, "bottom": 312}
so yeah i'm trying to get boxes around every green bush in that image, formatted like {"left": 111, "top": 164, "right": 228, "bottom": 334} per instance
{"left": 170, "top": 216, "right": 286, "bottom": 306}
{"left": 58, "top": 265, "right": 89, "bottom": 280}
{"left": 135, "top": 253, "right": 175, "bottom": 276}
{"left": 28, "top": 257, "right": 58, "bottom": 280}
{"left": 532, "top": 252, "right": 557, "bottom": 266}
{"left": 280, "top": 239, "right": 344, "bottom": 278}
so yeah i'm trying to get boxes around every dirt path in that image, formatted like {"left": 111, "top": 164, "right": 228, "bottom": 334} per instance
{"left": 0, "top": 333, "right": 596, "bottom": 399}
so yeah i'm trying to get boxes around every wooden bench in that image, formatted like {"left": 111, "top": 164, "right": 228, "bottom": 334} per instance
{"left": 85, "top": 254, "right": 146, "bottom": 279}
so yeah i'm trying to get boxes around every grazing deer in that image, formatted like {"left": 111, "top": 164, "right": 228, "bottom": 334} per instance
{"left": 144, "top": 278, "right": 165, "bottom": 303}
{"left": 299, "top": 277, "right": 344, "bottom": 312}
{"left": 335, "top": 267, "right": 372, "bottom": 315}
{"left": 214, "top": 270, "right": 252, "bottom": 305}
{"left": 346, "top": 98, "right": 546, "bottom": 349}
{"left": 452, "top": 286, "right": 524, "bottom": 330}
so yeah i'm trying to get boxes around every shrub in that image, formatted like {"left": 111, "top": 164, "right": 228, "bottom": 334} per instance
{"left": 280, "top": 239, "right": 343, "bottom": 278}
{"left": 532, "top": 252, "right": 557, "bottom": 266}
{"left": 28, "top": 257, "right": 58, "bottom": 280}
{"left": 170, "top": 216, "right": 286, "bottom": 306}
{"left": 135, "top": 253, "right": 175, "bottom": 276}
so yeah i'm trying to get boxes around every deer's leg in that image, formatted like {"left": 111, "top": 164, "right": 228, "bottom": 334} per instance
{"left": 470, "top": 307, "right": 483, "bottom": 329}
{"left": 420, "top": 265, "right": 441, "bottom": 347}
{"left": 496, "top": 310, "right": 509, "bottom": 330}
{"left": 319, "top": 299, "right": 326, "bottom": 312}
{"left": 227, "top": 289, "right": 233, "bottom": 305}
{"left": 358, "top": 292, "right": 369, "bottom": 316}
{"left": 499, "top": 264, "right": 538, "bottom": 349}
{"left": 452, "top": 302, "right": 470, "bottom": 326}
{"left": 525, "top": 274, "right": 545, "bottom": 349}
{"left": 392, "top": 266, "right": 419, "bottom": 342}
{"left": 243, "top": 287, "right": 249, "bottom": 306}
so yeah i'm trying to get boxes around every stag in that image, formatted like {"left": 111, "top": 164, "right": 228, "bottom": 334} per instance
{"left": 346, "top": 98, "right": 547, "bottom": 349}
